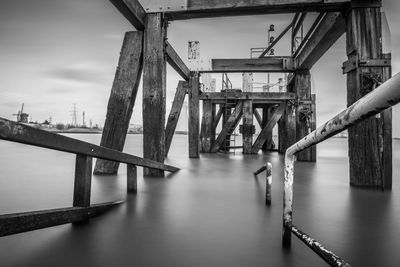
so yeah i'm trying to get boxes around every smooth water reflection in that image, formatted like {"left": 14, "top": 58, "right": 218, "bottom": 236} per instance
{"left": 0, "top": 135, "right": 399, "bottom": 266}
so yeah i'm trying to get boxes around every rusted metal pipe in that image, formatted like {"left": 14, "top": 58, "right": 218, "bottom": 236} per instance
{"left": 265, "top": 163, "right": 272, "bottom": 205}
{"left": 282, "top": 73, "right": 400, "bottom": 255}
{"left": 291, "top": 224, "right": 351, "bottom": 267}
{"left": 254, "top": 164, "right": 267, "bottom": 176}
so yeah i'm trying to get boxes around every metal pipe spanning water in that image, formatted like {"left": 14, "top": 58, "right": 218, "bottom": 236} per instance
{"left": 282, "top": 72, "right": 400, "bottom": 265}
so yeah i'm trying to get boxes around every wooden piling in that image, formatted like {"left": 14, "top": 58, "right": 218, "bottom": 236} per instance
{"left": 278, "top": 103, "right": 296, "bottom": 154}
{"left": 200, "top": 100, "right": 213, "bottom": 153}
{"left": 73, "top": 154, "right": 92, "bottom": 207}
{"left": 346, "top": 7, "right": 392, "bottom": 188}
{"left": 143, "top": 13, "right": 167, "bottom": 176}
{"left": 242, "top": 100, "right": 253, "bottom": 154}
{"left": 266, "top": 162, "right": 272, "bottom": 205}
{"left": 94, "top": 31, "right": 143, "bottom": 175}
{"left": 189, "top": 72, "right": 200, "bottom": 158}
{"left": 127, "top": 164, "right": 137, "bottom": 193}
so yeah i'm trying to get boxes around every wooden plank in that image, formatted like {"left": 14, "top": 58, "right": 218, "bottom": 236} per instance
{"left": 212, "top": 101, "right": 244, "bottom": 152}
{"left": 212, "top": 57, "right": 294, "bottom": 73}
{"left": 200, "top": 100, "right": 213, "bottom": 153}
{"left": 94, "top": 31, "right": 143, "bottom": 175}
{"left": 259, "top": 23, "right": 293, "bottom": 58}
{"left": 109, "top": 0, "right": 146, "bottom": 30}
{"left": 165, "top": 41, "right": 191, "bottom": 81}
{"left": 346, "top": 8, "right": 391, "bottom": 188}
{"left": 165, "top": 0, "right": 352, "bottom": 20}
{"left": 252, "top": 103, "right": 285, "bottom": 153}
{"left": 0, "top": 118, "right": 179, "bottom": 172}
{"left": 242, "top": 100, "right": 253, "bottom": 154}
{"left": 143, "top": 13, "right": 167, "bottom": 177}
{"left": 0, "top": 201, "right": 122, "bottom": 237}
{"left": 295, "top": 12, "right": 345, "bottom": 69}
{"left": 253, "top": 108, "right": 263, "bottom": 127}
{"left": 127, "top": 164, "right": 137, "bottom": 193}
{"left": 200, "top": 92, "right": 296, "bottom": 101}
{"left": 165, "top": 81, "right": 187, "bottom": 157}
{"left": 73, "top": 155, "right": 92, "bottom": 207}
{"left": 189, "top": 72, "right": 200, "bottom": 158}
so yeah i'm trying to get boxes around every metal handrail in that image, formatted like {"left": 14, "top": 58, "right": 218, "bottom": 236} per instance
{"left": 282, "top": 72, "right": 400, "bottom": 266}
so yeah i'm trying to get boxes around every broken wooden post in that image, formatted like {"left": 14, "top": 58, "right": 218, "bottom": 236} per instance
{"left": 242, "top": 100, "right": 253, "bottom": 154}
{"left": 143, "top": 13, "right": 167, "bottom": 176}
{"left": 94, "top": 31, "right": 143, "bottom": 175}
{"left": 200, "top": 99, "right": 213, "bottom": 153}
{"left": 73, "top": 154, "right": 92, "bottom": 207}
{"left": 127, "top": 164, "right": 137, "bottom": 193}
{"left": 254, "top": 164, "right": 267, "bottom": 176}
{"left": 345, "top": 6, "right": 392, "bottom": 188}
{"left": 165, "top": 81, "right": 187, "bottom": 157}
{"left": 278, "top": 102, "right": 296, "bottom": 154}
{"left": 189, "top": 72, "right": 200, "bottom": 158}
{"left": 266, "top": 162, "right": 272, "bottom": 205}
{"left": 293, "top": 70, "right": 316, "bottom": 162}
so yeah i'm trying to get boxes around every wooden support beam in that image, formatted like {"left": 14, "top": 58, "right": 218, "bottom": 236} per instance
{"left": 200, "top": 100, "right": 213, "bottom": 153}
{"left": 94, "top": 31, "right": 143, "bottom": 175}
{"left": 262, "top": 106, "right": 275, "bottom": 151}
{"left": 109, "top": 0, "right": 146, "bottom": 30}
{"left": 143, "top": 13, "right": 167, "bottom": 176}
{"left": 295, "top": 12, "right": 345, "bottom": 69}
{"left": 73, "top": 155, "right": 92, "bottom": 207}
{"left": 189, "top": 72, "right": 200, "bottom": 158}
{"left": 165, "top": 81, "right": 187, "bottom": 157}
{"left": 200, "top": 92, "right": 296, "bottom": 101}
{"left": 212, "top": 101, "right": 244, "bottom": 152}
{"left": 242, "top": 100, "right": 253, "bottom": 154}
{"left": 164, "top": 0, "right": 351, "bottom": 20}
{"left": 278, "top": 103, "right": 297, "bottom": 154}
{"left": 259, "top": 23, "right": 293, "bottom": 58}
{"left": 292, "top": 13, "right": 307, "bottom": 39}
{"left": 165, "top": 41, "right": 191, "bottom": 81}
{"left": 0, "top": 201, "right": 122, "bottom": 237}
{"left": 127, "top": 164, "right": 137, "bottom": 193}
{"left": 253, "top": 108, "right": 263, "bottom": 127}
{"left": 211, "top": 57, "right": 295, "bottom": 73}
{"left": 346, "top": 7, "right": 392, "bottom": 189}
{"left": 293, "top": 12, "right": 325, "bottom": 58}
{"left": 213, "top": 106, "right": 223, "bottom": 129}
{"left": 0, "top": 118, "right": 179, "bottom": 172}
{"left": 252, "top": 103, "right": 285, "bottom": 154}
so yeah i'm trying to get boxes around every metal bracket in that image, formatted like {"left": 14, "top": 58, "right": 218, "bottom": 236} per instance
{"left": 342, "top": 55, "right": 391, "bottom": 74}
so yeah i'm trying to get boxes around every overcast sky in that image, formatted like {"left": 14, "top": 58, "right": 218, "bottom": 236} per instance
{"left": 1, "top": 0, "right": 400, "bottom": 135}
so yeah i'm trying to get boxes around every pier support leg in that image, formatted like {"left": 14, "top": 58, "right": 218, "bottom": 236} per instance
{"left": 293, "top": 71, "right": 316, "bottom": 162}
{"left": 143, "top": 13, "right": 167, "bottom": 177}
{"left": 200, "top": 99, "right": 213, "bottom": 153}
{"left": 346, "top": 7, "right": 392, "bottom": 189}
{"left": 94, "top": 31, "right": 143, "bottom": 175}
{"left": 262, "top": 107, "right": 273, "bottom": 151}
{"left": 189, "top": 72, "right": 200, "bottom": 158}
{"left": 74, "top": 155, "right": 92, "bottom": 207}
{"left": 127, "top": 164, "right": 137, "bottom": 194}
{"left": 278, "top": 103, "right": 296, "bottom": 154}
{"left": 242, "top": 100, "right": 253, "bottom": 154}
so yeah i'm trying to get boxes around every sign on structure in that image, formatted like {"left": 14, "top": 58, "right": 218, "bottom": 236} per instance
{"left": 188, "top": 41, "right": 200, "bottom": 60}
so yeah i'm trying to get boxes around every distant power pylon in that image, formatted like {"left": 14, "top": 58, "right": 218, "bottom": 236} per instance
{"left": 70, "top": 104, "right": 78, "bottom": 126}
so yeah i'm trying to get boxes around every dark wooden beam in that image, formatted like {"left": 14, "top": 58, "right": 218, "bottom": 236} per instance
{"left": 242, "top": 100, "right": 253, "bottom": 154}
{"left": 292, "top": 13, "right": 307, "bottom": 40}
{"left": 200, "top": 100, "right": 213, "bottom": 153}
{"left": 165, "top": 42, "right": 191, "bottom": 81}
{"left": 0, "top": 201, "right": 122, "bottom": 237}
{"left": 213, "top": 106, "right": 223, "bottom": 129}
{"left": 127, "top": 164, "right": 137, "bottom": 193}
{"left": 252, "top": 103, "right": 286, "bottom": 153}
{"left": 211, "top": 57, "right": 295, "bottom": 73}
{"left": 164, "top": 0, "right": 352, "bottom": 20}
{"left": 293, "top": 13, "right": 325, "bottom": 58}
{"left": 73, "top": 155, "right": 92, "bottom": 207}
{"left": 189, "top": 72, "right": 200, "bottom": 158}
{"left": 295, "top": 12, "right": 345, "bottom": 69}
{"left": 165, "top": 81, "right": 187, "bottom": 157}
{"left": 259, "top": 23, "right": 293, "bottom": 58}
{"left": 109, "top": 0, "right": 146, "bottom": 30}
{"left": 200, "top": 92, "right": 296, "bottom": 101}
{"left": 143, "top": 13, "right": 167, "bottom": 176}
{"left": 253, "top": 108, "right": 263, "bottom": 127}
{"left": 212, "top": 101, "right": 244, "bottom": 153}
{"left": 0, "top": 118, "right": 179, "bottom": 172}
{"left": 94, "top": 31, "right": 143, "bottom": 175}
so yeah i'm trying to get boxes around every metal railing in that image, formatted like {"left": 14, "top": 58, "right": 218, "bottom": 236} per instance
{"left": 282, "top": 72, "right": 400, "bottom": 266}
{"left": 0, "top": 117, "right": 179, "bottom": 236}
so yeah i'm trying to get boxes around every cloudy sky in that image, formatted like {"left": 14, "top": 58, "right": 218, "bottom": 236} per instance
{"left": 1, "top": 0, "right": 400, "bottom": 135}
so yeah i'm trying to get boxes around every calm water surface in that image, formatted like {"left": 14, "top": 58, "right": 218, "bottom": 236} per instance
{"left": 0, "top": 135, "right": 399, "bottom": 266}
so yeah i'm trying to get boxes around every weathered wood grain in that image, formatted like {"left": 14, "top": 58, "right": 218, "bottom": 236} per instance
{"left": 143, "top": 13, "right": 167, "bottom": 176}
{"left": 109, "top": 0, "right": 146, "bottom": 30}
{"left": 165, "top": 81, "right": 187, "bottom": 157}
{"left": 189, "top": 72, "right": 200, "bottom": 158}
{"left": 212, "top": 57, "right": 294, "bottom": 73}
{"left": 165, "top": 42, "right": 190, "bottom": 81}
{"left": 0, "top": 201, "right": 122, "bottom": 237}
{"left": 242, "top": 100, "right": 253, "bottom": 154}
{"left": 73, "top": 154, "right": 92, "bottom": 207}
{"left": 200, "top": 100, "right": 213, "bottom": 153}
{"left": 127, "top": 164, "right": 137, "bottom": 193}
{"left": 94, "top": 31, "right": 143, "bottom": 175}
{"left": 200, "top": 91, "right": 296, "bottom": 101}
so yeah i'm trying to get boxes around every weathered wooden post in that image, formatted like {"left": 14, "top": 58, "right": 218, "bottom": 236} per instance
{"left": 345, "top": 4, "right": 392, "bottom": 188}
{"left": 189, "top": 72, "right": 200, "bottom": 157}
{"left": 200, "top": 99, "right": 213, "bottom": 153}
{"left": 73, "top": 154, "right": 92, "bottom": 207}
{"left": 293, "top": 70, "right": 316, "bottom": 162}
{"left": 262, "top": 106, "right": 274, "bottom": 151}
{"left": 266, "top": 162, "right": 272, "bottom": 205}
{"left": 143, "top": 13, "right": 167, "bottom": 176}
{"left": 127, "top": 164, "right": 137, "bottom": 193}
{"left": 242, "top": 73, "right": 254, "bottom": 154}
{"left": 278, "top": 103, "right": 296, "bottom": 154}
{"left": 94, "top": 31, "right": 143, "bottom": 175}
